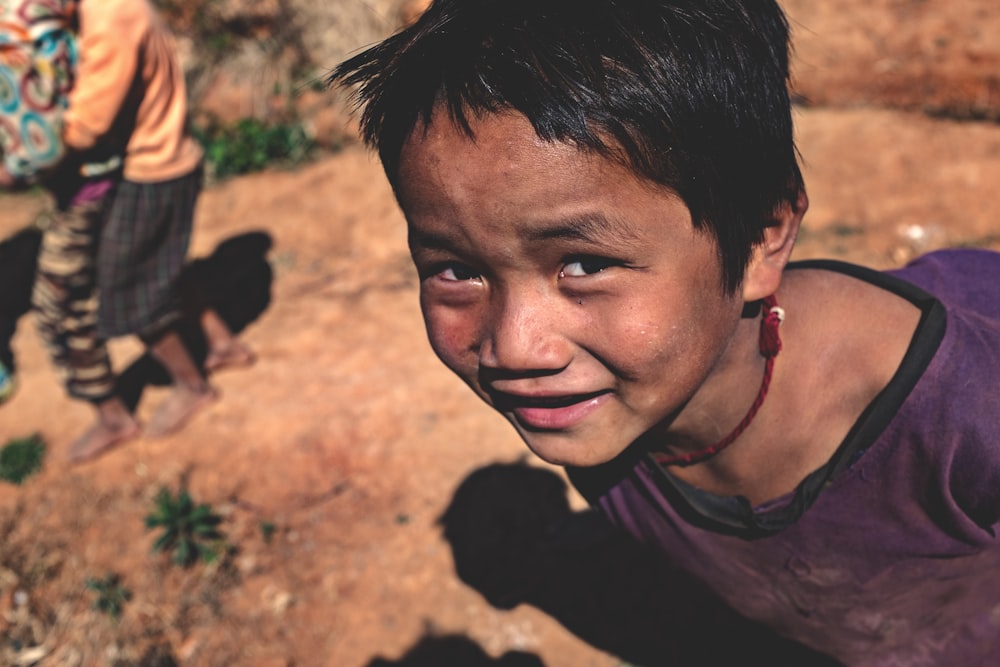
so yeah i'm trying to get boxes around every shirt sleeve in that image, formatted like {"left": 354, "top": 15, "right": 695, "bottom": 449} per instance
{"left": 63, "top": 3, "right": 146, "bottom": 151}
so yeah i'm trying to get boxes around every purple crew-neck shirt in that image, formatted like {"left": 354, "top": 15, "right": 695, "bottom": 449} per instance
{"left": 567, "top": 249, "right": 1000, "bottom": 666}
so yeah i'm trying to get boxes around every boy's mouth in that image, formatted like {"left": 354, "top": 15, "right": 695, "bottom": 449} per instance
{"left": 489, "top": 389, "right": 612, "bottom": 431}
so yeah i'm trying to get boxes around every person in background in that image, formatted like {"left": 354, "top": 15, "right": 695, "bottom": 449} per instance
{"left": 1, "top": 0, "right": 252, "bottom": 460}
{"left": 52, "top": 0, "right": 254, "bottom": 459}
{"left": 0, "top": 0, "right": 124, "bottom": 420}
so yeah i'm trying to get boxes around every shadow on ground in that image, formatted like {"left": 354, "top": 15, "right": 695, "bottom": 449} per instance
{"left": 365, "top": 634, "right": 545, "bottom": 667}
{"left": 438, "top": 461, "right": 844, "bottom": 667}
{"left": 0, "top": 226, "right": 42, "bottom": 373}
{"left": 0, "top": 226, "right": 273, "bottom": 407}
{"left": 116, "top": 230, "right": 274, "bottom": 410}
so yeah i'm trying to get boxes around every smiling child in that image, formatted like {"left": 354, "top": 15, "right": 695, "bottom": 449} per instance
{"left": 331, "top": 0, "right": 1000, "bottom": 663}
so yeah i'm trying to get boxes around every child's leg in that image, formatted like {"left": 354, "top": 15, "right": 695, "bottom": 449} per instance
{"left": 201, "top": 307, "right": 255, "bottom": 372}
{"left": 97, "top": 170, "right": 219, "bottom": 436}
{"left": 32, "top": 201, "right": 120, "bottom": 402}
{"left": 32, "top": 200, "right": 141, "bottom": 460}
{"left": 143, "top": 329, "right": 217, "bottom": 437}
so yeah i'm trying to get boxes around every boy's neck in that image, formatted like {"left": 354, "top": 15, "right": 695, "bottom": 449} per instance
{"left": 654, "top": 297, "right": 783, "bottom": 467}
{"left": 656, "top": 268, "right": 922, "bottom": 505}
{"left": 656, "top": 303, "right": 775, "bottom": 459}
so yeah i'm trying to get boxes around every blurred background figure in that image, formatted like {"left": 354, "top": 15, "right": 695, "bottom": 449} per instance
{"left": 1, "top": 0, "right": 253, "bottom": 461}
{"left": 47, "top": 0, "right": 255, "bottom": 459}
{"left": 0, "top": 0, "right": 85, "bottom": 406}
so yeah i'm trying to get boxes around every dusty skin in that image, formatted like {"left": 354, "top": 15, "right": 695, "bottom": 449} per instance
{"left": 1, "top": 2, "right": 1000, "bottom": 665}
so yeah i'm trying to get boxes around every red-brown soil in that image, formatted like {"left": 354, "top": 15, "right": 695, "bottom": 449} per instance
{"left": 0, "top": 1, "right": 999, "bottom": 665}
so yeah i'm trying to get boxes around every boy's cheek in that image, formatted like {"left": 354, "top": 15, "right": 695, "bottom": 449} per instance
{"left": 421, "top": 306, "right": 480, "bottom": 378}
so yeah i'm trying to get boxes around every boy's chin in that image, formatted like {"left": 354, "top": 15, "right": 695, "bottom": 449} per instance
{"left": 515, "top": 429, "right": 628, "bottom": 468}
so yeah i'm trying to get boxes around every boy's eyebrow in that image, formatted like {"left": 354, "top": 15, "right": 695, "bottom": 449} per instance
{"left": 407, "top": 212, "right": 644, "bottom": 250}
{"left": 525, "top": 212, "right": 643, "bottom": 244}
{"left": 407, "top": 229, "right": 457, "bottom": 251}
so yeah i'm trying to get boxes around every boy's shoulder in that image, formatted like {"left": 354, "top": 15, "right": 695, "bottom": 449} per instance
{"left": 786, "top": 248, "right": 1000, "bottom": 325}
{"left": 787, "top": 249, "right": 1000, "bottom": 404}
{"left": 876, "top": 250, "right": 1000, "bottom": 531}
{"left": 887, "top": 249, "right": 1000, "bottom": 417}
{"left": 888, "top": 248, "right": 1000, "bottom": 316}
{"left": 852, "top": 249, "right": 1000, "bottom": 483}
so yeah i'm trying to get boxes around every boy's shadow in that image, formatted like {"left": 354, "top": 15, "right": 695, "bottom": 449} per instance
{"left": 439, "top": 461, "right": 843, "bottom": 667}
{"left": 365, "top": 634, "right": 545, "bottom": 667}
{"left": 116, "top": 230, "right": 274, "bottom": 410}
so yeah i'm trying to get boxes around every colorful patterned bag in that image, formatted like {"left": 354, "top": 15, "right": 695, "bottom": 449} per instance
{"left": 0, "top": 0, "right": 77, "bottom": 183}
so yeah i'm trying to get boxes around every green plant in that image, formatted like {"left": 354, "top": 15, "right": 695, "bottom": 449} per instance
{"left": 145, "top": 487, "right": 224, "bottom": 567}
{"left": 259, "top": 521, "right": 276, "bottom": 544}
{"left": 195, "top": 117, "right": 315, "bottom": 179}
{"left": 0, "top": 434, "right": 45, "bottom": 484}
{"left": 86, "top": 573, "right": 132, "bottom": 619}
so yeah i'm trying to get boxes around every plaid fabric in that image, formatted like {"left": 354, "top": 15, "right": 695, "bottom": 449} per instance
{"left": 32, "top": 193, "right": 116, "bottom": 402}
{"left": 96, "top": 165, "right": 202, "bottom": 339}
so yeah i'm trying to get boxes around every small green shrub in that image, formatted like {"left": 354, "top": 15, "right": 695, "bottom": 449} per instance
{"left": 86, "top": 573, "right": 132, "bottom": 619}
{"left": 0, "top": 434, "right": 45, "bottom": 484}
{"left": 259, "top": 521, "right": 276, "bottom": 544}
{"left": 195, "top": 117, "right": 315, "bottom": 179}
{"left": 145, "top": 487, "right": 224, "bottom": 567}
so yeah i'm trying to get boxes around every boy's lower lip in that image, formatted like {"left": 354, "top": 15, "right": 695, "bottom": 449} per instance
{"left": 508, "top": 392, "right": 612, "bottom": 430}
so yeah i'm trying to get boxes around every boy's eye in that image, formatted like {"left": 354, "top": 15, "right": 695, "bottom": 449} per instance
{"left": 435, "top": 263, "right": 482, "bottom": 282}
{"left": 560, "top": 256, "right": 618, "bottom": 278}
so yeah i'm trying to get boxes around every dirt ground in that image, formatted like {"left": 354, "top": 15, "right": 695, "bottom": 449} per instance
{"left": 1, "top": 1, "right": 1000, "bottom": 666}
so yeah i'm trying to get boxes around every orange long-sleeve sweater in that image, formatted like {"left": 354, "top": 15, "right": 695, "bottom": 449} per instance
{"left": 64, "top": 0, "right": 202, "bottom": 182}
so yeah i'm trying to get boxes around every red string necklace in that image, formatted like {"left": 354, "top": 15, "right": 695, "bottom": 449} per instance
{"left": 652, "top": 295, "right": 784, "bottom": 468}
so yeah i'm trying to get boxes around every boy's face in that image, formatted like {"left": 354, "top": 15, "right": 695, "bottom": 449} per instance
{"left": 396, "top": 111, "right": 746, "bottom": 467}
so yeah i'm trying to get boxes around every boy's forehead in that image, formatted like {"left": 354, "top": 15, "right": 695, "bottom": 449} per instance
{"left": 396, "top": 110, "right": 694, "bottom": 255}
{"left": 400, "top": 110, "right": 548, "bottom": 168}
{"left": 397, "top": 111, "right": 563, "bottom": 211}
{"left": 396, "top": 109, "right": 665, "bottom": 200}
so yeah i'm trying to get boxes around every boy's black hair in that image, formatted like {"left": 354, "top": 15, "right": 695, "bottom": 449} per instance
{"left": 330, "top": 0, "right": 804, "bottom": 293}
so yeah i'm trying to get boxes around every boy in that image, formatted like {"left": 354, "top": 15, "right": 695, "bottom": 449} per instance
{"left": 331, "top": 0, "right": 1000, "bottom": 664}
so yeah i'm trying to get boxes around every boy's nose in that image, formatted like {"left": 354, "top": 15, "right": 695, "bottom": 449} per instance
{"left": 478, "top": 289, "right": 570, "bottom": 374}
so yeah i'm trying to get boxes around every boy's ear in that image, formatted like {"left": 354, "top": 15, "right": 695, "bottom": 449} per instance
{"left": 742, "top": 188, "right": 808, "bottom": 302}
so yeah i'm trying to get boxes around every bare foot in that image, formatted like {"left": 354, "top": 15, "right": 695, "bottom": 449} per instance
{"left": 145, "top": 386, "right": 219, "bottom": 438}
{"left": 68, "top": 417, "right": 141, "bottom": 464}
{"left": 204, "top": 340, "right": 256, "bottom": 374}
